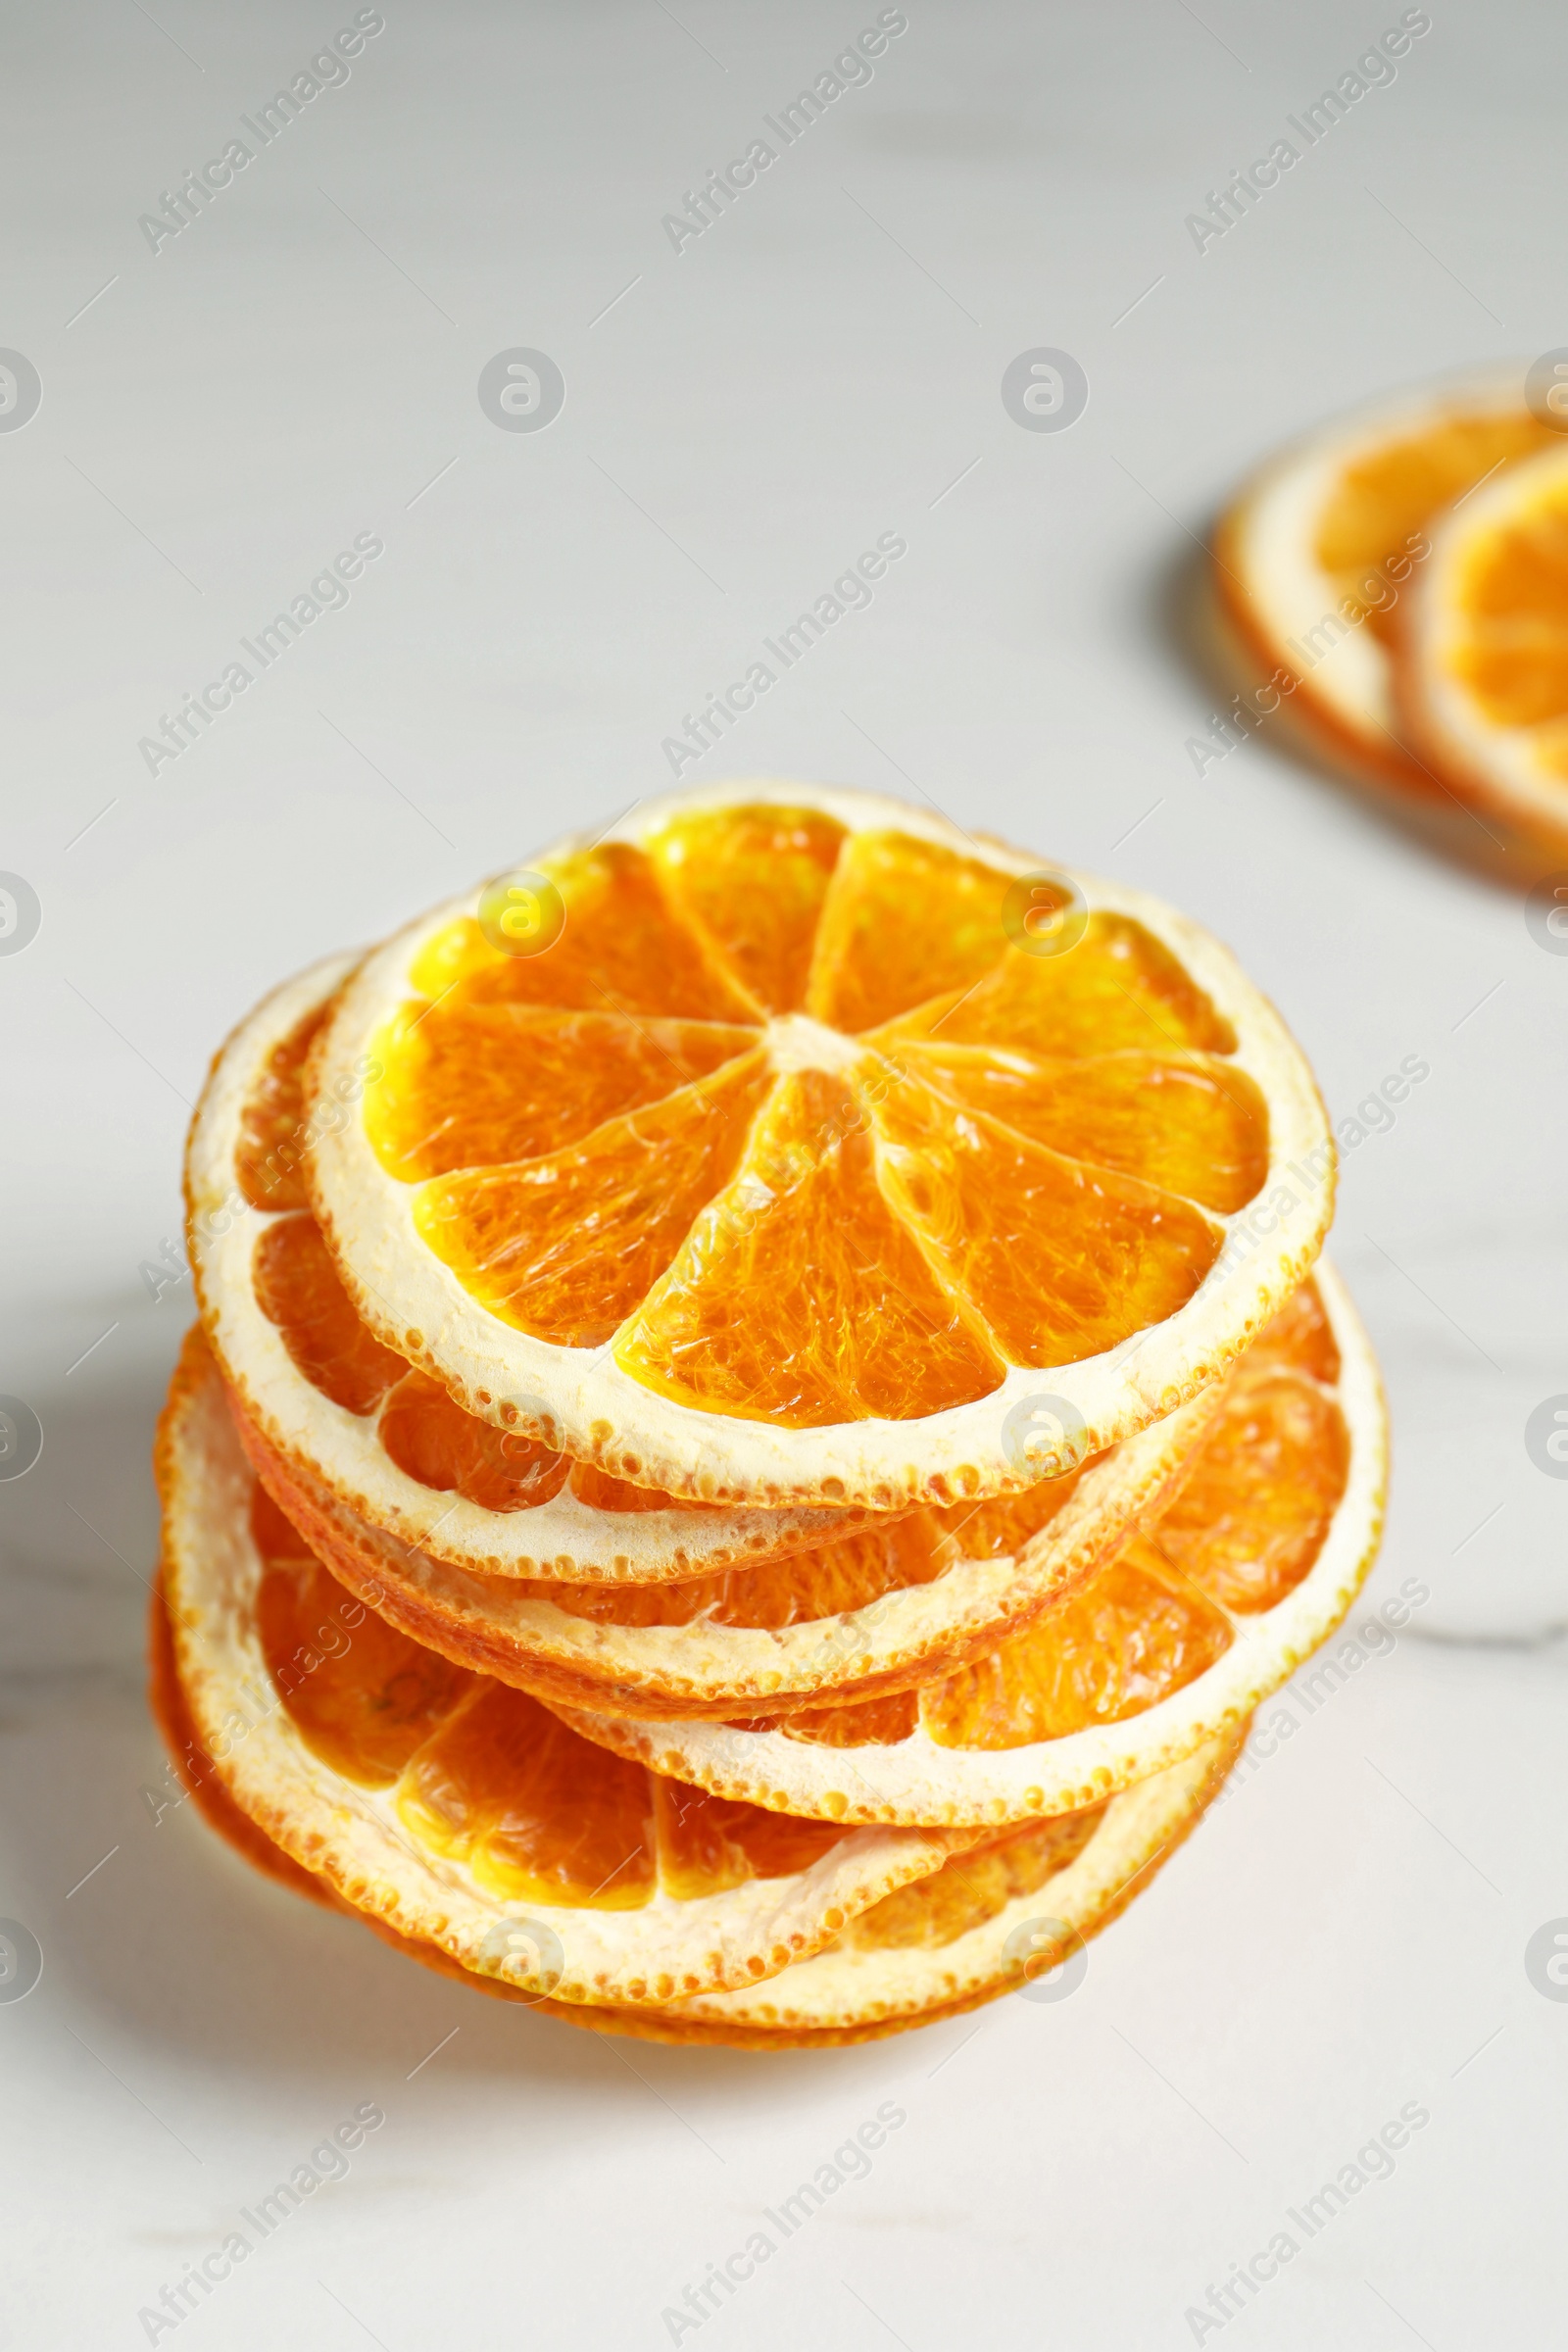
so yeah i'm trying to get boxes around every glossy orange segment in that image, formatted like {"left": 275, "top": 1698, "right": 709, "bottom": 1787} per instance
{"left": 252, "top": 1214, "right": 406, "bottom": 1416}
{"left": 869, "top": 1069, "right": 1222, "bottom": 1371}
{"left": 396, "top": 1685, "right": 659, "bottom": 1907}
{"left": 927, "top": 1470, "right": 1087, "bottom": 1561}
{"left": 415, "top": 1052, "right": 773, "bottom": 1347}
{"left": 806, "top": 830, "right": 1015, "bottom": 1034}
{"left": 1314, "top": 411, "right": 1553, "bottom": 645}
{"left": 652, "top": 1776, "right": 842, "bottom": 1899}
{"left": 366, "top": 1004, "right": 759, "bottom": 1182}
{"left": 377, "top": 1369, "right": 572, "bottom": 1513}
{"left": 254, "top": 1494, "right": 476, "bottom": 1787}
{"left": 250, "top": 1479, "right": 318, "bottom": 1564}
{"left": 409, "top": 843, "right": 758, "bottom": 1021}
{"left": 1449, "top": 472, "right": 1568, "bottom": 727}
{"left": 892, "top": 917, "right": 1237, "bottom": 1058}
{"left": 236, "top": 1001, "right": 331, "bottom": 1210}
{"left": 615, "top": 1068, "right": 1004, "bottom": 1424}
{"left": 780, "top": 1690, "right": 920, "bottom": 1746}
{"left": 921, "top": 1539, "right": 1233, "bottom": 1749}
{"left": 650, "top": 804, "right": 846, "bottom": 1014}
{"left": 1247, "top": 1276, "right": 1340, "bottom": 1384}
{"left": 839, "top": 1808, "right": 1104, "bottom": 1950}
{"left": 903, "top": 1044, "right": 1268, "bottom": 1213}
{"left": 529, "top": 1512, "right": 947, "bottom": 1631}
{"left": 1150, "top": 1369, "right": 1348, "bottom": 1614}
{"left": 566, "top": 1458, "right": 711, "bottom": 1515}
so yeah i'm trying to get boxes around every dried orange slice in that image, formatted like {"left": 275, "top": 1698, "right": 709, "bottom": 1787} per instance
{"left": 1396, "top": 440, "right": 1568, "bottom": 858}
{"left": 187, "top": 957, "right": 859, "bottom": 1581}
{"left": 307, "top": 785, "right": 1332, "bottom": 1507}
{"left": 150, "top": 1568, "right": 1237, "bottom": 2045}
{"left": 231, "top": 1360, "right": 1223, "bottom": 1721}
{"left": 148, "top": 1566, "right": 341, "bottom": 1911}
{"left": 156, "top": 1329, "right": 972, "bottom": 2006}
{"left": 557, "top": 1263, "right": 1385, "bottom": 1824}
{"left": 1214, "top": 368, "right": 1559, "bottom": 850}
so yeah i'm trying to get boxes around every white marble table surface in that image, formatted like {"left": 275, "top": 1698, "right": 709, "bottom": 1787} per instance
{"left": 2, "top": 2, "right": 1564, "bottom": 2344}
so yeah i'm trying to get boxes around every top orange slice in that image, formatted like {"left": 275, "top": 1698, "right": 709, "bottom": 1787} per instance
{"left": 306, "top": 785, "right": 1332, "bottom": 1508}
{"left": 1214, "top": 367, "right": 1559, "bottom": 840}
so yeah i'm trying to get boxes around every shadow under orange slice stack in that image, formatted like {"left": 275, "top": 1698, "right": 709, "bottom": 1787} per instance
{"left": 305, "top": 787, "right": 1332, "bottom": 1506}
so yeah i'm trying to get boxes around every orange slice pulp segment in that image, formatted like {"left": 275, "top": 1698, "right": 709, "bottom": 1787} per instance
{"left": 834, "top": 1805, "right": 1105, "bottom": 1952}
{"left": 253, "top": 1214, "right": 406, "bottom": 1416}
{"left": 613, "top": 1067, "right": 1006, "bottom": 1425}
{"left": 1312, "top": 410, "right": 1557, "bottom": 649}
{"left": 650, "top": 802, "right": 846, "bottom": 1014}
{"left": 1443, "top": 460, "right": 1568, "bottom": 760}
{"left": 358, "top": 815, "right": 1267, "bottom": 1426}
{"left": 236, "top": 999, "right": 332, "bottom": 1211}
{"left": 415, "top": 1052, "right": 774, "bottom": 1348}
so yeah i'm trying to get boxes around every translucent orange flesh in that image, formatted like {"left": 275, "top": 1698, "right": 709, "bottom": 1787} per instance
{"left": 236, "top": 1001, "right": 331, "bottom": 1210}
{"left": 520, "top": 1511, "right": 952, "bottom": 1630}
{"left": 377, "top": 1369, "right": 572, "bottom": 1513}
{"left": 250, "top": 1474, "right": 853, "bottom": 1905}
{"left": 252, "top": 1486, "right": 477, "bottom": 1785}
{"left": 901, "top": 1045, "right": 1268, "bottom": 1213}
{"left": 650, "top": 805, "right": 846, "bottom": 1014}
{"left": 367, "top": 1006, "right": 760, "bottom": 1182}
{"left": 410, "top": 842, "right": 759, "bottom": 1019}
{"left": 1313, "top": 410, "right": 1556, "bottom": 646}
{"left": 616, "top": 1068, "right": 1004, "bottom": 1424}
{"left": 804, "top": 829, "right": 1030, "bottom": 1035}
{"left": 883, "top": 918, "right": 1239, "bottom": 1058}
{"left": 920, "top": 1538, "right": 1235, "bottom": 1748}
{"left": 774, "top": 1279, "right": 1346, "bottom": 1753}
{"left": 416, "top": 1053, "right": 775, "bottom": 1348}
{"left": 1245, "top": 1276, "right": 1340, "bottom": 1384}
{"left": 867, "top": 1064, "right": 1222, "bottom": 1370}
{"left": 836, "top": 1808, "right": 1104, "bottom": 1952}
{"left": 359, "top": 815, "right": 1260, "bottom": 1424}
{"left": 252, "top": 1216, "right": 406, "bottom": 1416}
{"left": 1448, "top": 475, "right": 1568, "bottom": 738}
{"left": 1148, "top": 1366, "right": 1348, "bottom": 1614}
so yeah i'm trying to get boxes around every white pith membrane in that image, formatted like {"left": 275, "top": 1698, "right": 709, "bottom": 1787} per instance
{"left": 1396, "top": 439, "right": 1568, "bottom": 849}
{"left": 158, "top": 1338, "right": 981, "bottom": 2008}
{"left": 229, "top": 1361, "right": 1223, "bottom": 1721}
{"left": 1213, "top": 364, "right": 1554, "bottom": 793}
{"left": 555, "top": 1261, "right": 1386, "bottom": 1827}
{"left": 186, "top": 956, "right": 860, "bottom": 1583}
{"left": 305, "top": 781, "right": 1334, "bottom": 1507}
{"left": 150, "top": 1500, "right": 1239, "bottom": 2041}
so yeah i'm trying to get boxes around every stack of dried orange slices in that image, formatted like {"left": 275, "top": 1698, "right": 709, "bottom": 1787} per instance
{"left": 154, "top": 784, "right": 1387, "bottom": 2047}
{"left": 1213, "top": 362, "right": 1568, "bottom": 875}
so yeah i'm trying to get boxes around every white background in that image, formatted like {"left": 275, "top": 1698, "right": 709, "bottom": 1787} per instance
{"left": 2, "top": 2, "right": 1565, "bottom": 2345}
